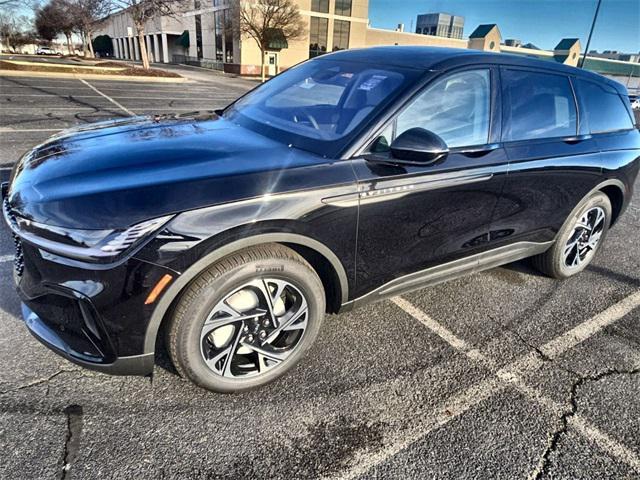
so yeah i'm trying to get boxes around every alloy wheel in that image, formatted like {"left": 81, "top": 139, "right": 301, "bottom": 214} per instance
{"left": 200, "top": 278, "right": 308, "bottom": 378}
{"left": 563, "top": 206, "right": 606, "bottom": 269}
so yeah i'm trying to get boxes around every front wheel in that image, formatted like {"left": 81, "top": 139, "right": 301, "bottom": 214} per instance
{"left": 532, "top": 191, "right": 612, "bottom": 279}
{"left": 166, "top": 244, "right": 325, "bottom": 393}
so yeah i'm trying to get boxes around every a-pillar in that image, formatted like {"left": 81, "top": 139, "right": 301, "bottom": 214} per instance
{"left": 161, "top": 33, "right": 169, "bottom": 63}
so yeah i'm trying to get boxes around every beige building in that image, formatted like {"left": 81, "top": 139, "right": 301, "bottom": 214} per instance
{"left": 96, "top": 0, "right": 589, "bottom": 76}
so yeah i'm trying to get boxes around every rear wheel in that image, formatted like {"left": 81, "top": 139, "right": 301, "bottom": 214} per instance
{"left": 167, "top": 244, "right": 325, "bottom": 393}
{"left": 532, "top": 191, "right": 612, "bottom": 279}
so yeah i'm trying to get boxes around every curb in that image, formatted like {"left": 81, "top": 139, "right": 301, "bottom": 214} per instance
{"left": 0, "top": 69, "right": 190, "bottom": 83}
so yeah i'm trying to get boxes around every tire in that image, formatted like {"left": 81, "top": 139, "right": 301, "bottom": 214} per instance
{"left": 532, "top": 191, "right": 612, "bottom": 279}
{"left": 166, "top": 244, "right": 325, "bottom": 393}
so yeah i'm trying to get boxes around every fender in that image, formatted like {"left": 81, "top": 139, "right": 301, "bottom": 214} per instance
{"left": 572, "top": 178, "right": 627, "bottom": 227}
{"left": 143, "top": 233, "right": 349, "bottom": 354}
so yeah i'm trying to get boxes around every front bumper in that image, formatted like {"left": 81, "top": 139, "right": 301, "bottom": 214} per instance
{"left": 23, "top": 303, "right": 154, "bottom": 375}
{"left": 12, "top": 240, "right": 177, "bottom": 376}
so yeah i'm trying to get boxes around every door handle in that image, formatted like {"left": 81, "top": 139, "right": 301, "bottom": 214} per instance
{"left": 563, "top": 134, "right": 592, "bottom": 144}
{"left": 456, "top": 143, "right": 502, "bottom": 156}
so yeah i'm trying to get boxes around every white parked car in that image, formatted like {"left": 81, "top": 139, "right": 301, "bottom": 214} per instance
{"left": 36, "top": 46, "right": 58, "bottom": 55}
{"left": 631, "top": 98, "right": 640, "bottom": 111}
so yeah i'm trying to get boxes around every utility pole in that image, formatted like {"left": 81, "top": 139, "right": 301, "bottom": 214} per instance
{"left": 580, "top": 0, "right": 603, "bottom": 68}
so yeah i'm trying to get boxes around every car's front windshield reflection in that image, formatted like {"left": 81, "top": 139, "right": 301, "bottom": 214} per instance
{"left": 224, "top": 58, "right": 420, "bottom": 157}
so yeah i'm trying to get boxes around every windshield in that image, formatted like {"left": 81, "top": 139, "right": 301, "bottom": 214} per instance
{"left": 223, "top": 58, "right": 421, "bottom": 157}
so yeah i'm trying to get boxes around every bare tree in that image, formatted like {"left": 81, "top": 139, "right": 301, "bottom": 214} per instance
{"left": 54, "top": 0, "right": 77, "bottom": 54}
{"left": 0, "top": 0, "right": 41, "bottom": 8}
{"left": 35, "top": 2, "right": 64, "bottom": 42}
{"left": 0, "top": 12, "right": 34, "bottom": 51}
{"left": 233, "top": 0, "right": 306, "bottom": 82}
{"left": 111, "top": 0, "right": 189, "bottom": 69}
{"left": 71, "top": 0, "right": 112, "bottom": 57}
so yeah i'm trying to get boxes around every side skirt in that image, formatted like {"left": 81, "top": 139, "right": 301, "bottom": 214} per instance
{"left": 341, "top": 241, "right": 554, "bottom": 311}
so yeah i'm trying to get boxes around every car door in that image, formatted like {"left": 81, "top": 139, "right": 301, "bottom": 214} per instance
{"left": 490, "top": 68, "right": 603, "bottom": 248}
{"left": 349, "top": 66, "right": 509, "bottom": 299}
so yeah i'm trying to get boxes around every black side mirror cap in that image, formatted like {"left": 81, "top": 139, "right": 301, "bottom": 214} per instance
{"left": 390, "top": 128, "right": 449, "bottom": 165}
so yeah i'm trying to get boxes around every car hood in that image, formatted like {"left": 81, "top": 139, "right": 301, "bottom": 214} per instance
{"left": 6, "top": 113, "right": 328, "bottom": 229}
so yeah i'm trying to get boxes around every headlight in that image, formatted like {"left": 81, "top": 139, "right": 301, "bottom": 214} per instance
{"left": 8, "top": 214, "right": 173, "bottom": 263}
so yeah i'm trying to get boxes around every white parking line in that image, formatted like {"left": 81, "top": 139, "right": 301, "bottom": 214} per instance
{"left": 1, "top": 94, "right": 239, "bottom": 101}
{"left": 1, "top": 85, "right": 236, "bottom": 93}
{"left": 79, "top": 79, "right": 135, "bottom": 116}
{"left": 0, "top": 255, "right": 13, "bottom": 263}
{"left": 0, "top": 128, "right": 62, "bottom": 132}
{"left": 388, "top": 295, "right": 640, "bottom": 477}
{"left": 335, "top": 294, "right": 640, "bottom": 479}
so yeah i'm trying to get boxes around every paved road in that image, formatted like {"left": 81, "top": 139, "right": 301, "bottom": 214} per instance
{"left": 0, "top": 72, "right": 254, "bottom": 167}
{"left": 1, "top": 74, "right": 639, "bottom": 479}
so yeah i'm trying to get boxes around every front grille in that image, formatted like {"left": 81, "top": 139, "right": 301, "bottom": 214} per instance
{"left": 3, "top": 197, "right": 24, "bottom": 277}
{"left": 2, "top": 197, "right": 18, "bottom": 231}
{"left": 13, "top": 234, "right": 24, "bottom": 277}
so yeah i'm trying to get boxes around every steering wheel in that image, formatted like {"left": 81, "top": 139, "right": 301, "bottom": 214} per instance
{"left": 293, "top": 110, "right": 320, "bottom": 131}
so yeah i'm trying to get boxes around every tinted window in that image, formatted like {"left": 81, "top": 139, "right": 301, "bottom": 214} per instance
{"left": 502, "top": 70, "right": 577, "bottom": 141}
{"left": 576, "top": 79, "right": 634, "bottom": 133}
{"left": 224, "top": 59, "right": 419, "bottom": 157}
{"left": 335, "top": 0, "right": 352, "bottom": 16}
{"left": 396, "top": 70, "right": 491, "bottom": 148}
{"left": 309, "top": 17, "right": 328, "bottom": 58}
{"left": 333, "top": 20, "right": 350, "bottom": 51}
{"left": 311, "top": 0, "right": 329, "bottom": 13}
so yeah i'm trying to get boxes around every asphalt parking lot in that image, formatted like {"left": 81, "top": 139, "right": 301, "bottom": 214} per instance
{"left": 1, "top": 73, "right": 640, "bottom": 479}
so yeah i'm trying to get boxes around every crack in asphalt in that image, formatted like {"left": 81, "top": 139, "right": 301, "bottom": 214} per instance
{"left": 0, "top": 368, "right": 80, "bottom": 395}
{"left": 532, "top": 367, "right": 640, "bottom": 480}
{"left": 510, "top": 330, "right": 640, "bottom": 479}
{"left": 60, "top": 404, "right": 83, "bottom": 480}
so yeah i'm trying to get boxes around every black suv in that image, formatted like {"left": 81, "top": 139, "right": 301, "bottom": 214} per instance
{"left": 3, "top": 47, "right": 639, "bottom": 392}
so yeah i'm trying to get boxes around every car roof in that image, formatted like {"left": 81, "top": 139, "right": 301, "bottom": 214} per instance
{"left": 319, "top": 46, "right": 626, "bottom": 94}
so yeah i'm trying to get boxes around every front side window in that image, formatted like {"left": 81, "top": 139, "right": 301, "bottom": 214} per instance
{"left": 334, "top": 0, "right": 352, "bottom": 16}
{"left": 309, "top": 17, "right": 328, "bottom": 58}
{"left": 576, "top": 79, "right": 634, "bottom": 133}
{"left": 332, "top": 20, "right": 350, "bottom": 51}
{"left": 502, "top": 69, "right": 577, "bottom": 142}
{"left": 224, "top": 59, "right": 418, "bottom": 156}
{"left": 396, "top": 69, "right": 491, "bottom": 148}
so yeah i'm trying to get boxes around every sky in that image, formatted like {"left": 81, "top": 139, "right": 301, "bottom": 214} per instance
{"left": 368, "top": 0, "right": 640, "bottom": 53}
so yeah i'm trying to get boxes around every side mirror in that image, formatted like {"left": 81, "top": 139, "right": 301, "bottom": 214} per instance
{"left": 390, "top": 128, "right": 449, "bottom": 165}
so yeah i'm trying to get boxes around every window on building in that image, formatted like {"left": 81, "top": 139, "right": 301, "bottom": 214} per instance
{"left": 195, "top": 14, "right": 203, "bottom": 59}
{"left": 311, "top": 0, "right": 329, "bottom": 13}
{"left": 576, "top": 79, "right": 634, "bottom": 133}
{"left": 396, "top": 69, "right": 491, "bottom": 148}
{"left": 334, "top": 0, "right": 352, "bottom": 16}
{"left": 502, "top": 69, "right": 577, "bottom": 141}
{"left": 309, "top": 17, "right": 328, "bottom": 58}
{"left": 332, "top": 20, "right": 350, "bottom": 51}
{"left": 224, "top": 9, "right": 234, "bottom": 63}
{"left": 214, "top": 10, "right": 223, "bottom": 61}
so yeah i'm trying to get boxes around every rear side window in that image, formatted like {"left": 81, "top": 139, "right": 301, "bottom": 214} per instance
{"left": 502, "top": 69, "right": 577, "bottom": 142}
{"left": 575, "top": 79, "right": 634, "bottom": 133}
